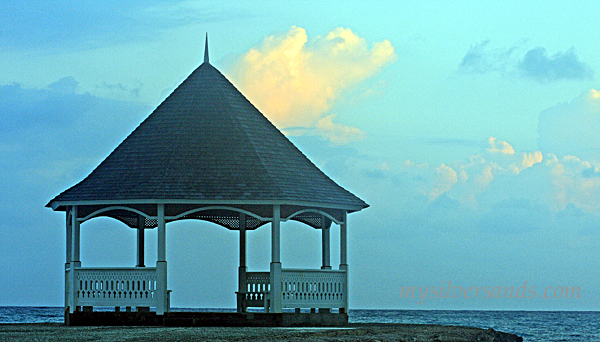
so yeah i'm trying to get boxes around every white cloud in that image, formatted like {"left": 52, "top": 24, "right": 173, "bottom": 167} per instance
{"left": 314, "top": 114, "right": 366, "bottom": 145}
{"left": 428, "top": 163, "right": 458, "bottom": 201}
{"left": 486, "top": 137, "right": 515, "bottom": 155}
{"left": 547, "top": 154, "right": 600, "bottom": 212}
{"left": 229, "top": 26, "right": 396, "bottom": 144}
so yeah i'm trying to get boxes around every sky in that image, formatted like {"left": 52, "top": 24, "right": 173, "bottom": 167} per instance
{"left": 2, "top": 1, "right": 600, "bottom": 311}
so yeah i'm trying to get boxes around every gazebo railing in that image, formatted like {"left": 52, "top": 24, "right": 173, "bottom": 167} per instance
{"left": 281, "top": 269, "right": 346, "bottom": 309}
{"left": 71, "top": 267, "right": 157, "bottom": 307}
{"left": 242, "top": 271, "right": 270, "bottom": 308}
{"left": 242, "top": 269, "right": 346, "bottom": 310}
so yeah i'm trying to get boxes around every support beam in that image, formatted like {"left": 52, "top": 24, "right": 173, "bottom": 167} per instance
{"left": 270, "top": 205, "right": 282, "bottom": 313}
{"left": 156, "top": 204, "right": 168, "bottom": 315}
{"left": 136, "top": 215, "right": 145, "bottom": 267}
{"left": 321, "top": 215, "right": 331, "bottom": 270}
{"left": 237, "top": 213, "right": 247, "bottom": 313}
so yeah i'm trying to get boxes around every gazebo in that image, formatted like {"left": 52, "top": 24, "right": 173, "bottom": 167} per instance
{"left": 46, "top": 38, "right": 368, "bottom": 326}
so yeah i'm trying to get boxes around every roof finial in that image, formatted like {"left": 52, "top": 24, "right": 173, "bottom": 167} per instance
{"left": 204, "top": 33, "right": 209, "bottom": 64}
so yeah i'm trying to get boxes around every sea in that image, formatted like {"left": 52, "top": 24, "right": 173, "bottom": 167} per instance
{"left": 0, "top": 307, "right": 598, "bottom": 342}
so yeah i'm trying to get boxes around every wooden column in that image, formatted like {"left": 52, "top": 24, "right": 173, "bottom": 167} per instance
{"left": 321, "top": 215, "right": 331, "bottom": 270}
{"left": 65, "top": 207, "right": 72, "bottom": 311}
{"left": 340, "top": 211, "right": 348, "bottom": 268}
{"left": 156, "top": 204, "right": 168, "bottom": 315}
{"left": 270, "top": 205, "right": 282, "bottom": 313}
{"left": 68, "top": 205, "right": 80, "bottom": 313}
{"left": 66, "top": 208, "right": 72, "bottom": 268}
{"left": 237, "top": 213, "right": 247, "bottom": 312}
{"left": 339, "top": 211, "right": 348, "bottom": 313}
{"left": 136, "top": 215, "right": 145, "bottom": 267}
{"left": 71, "top": 206, "right": 81, "bottom": 267}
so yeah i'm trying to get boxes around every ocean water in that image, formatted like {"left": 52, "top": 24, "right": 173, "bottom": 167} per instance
{"left": 0, "top": 307, "right": 598, "bottom": 342}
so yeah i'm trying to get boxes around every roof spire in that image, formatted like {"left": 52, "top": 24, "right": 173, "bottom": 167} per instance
{"left": 204, "top": 33, "right": 209, "bottom": 64}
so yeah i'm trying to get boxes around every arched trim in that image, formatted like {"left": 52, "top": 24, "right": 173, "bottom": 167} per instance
{"left": 167, "top": 206, "right": 267, "bottom": 221}
{"left": 285, "top": 209, "right": 342, "bottom": 225}
{"left": 78, "top": 206, "right": 151, "bottom": 223}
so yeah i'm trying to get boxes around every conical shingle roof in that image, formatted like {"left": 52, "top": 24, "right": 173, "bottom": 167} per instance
{"left": 47, "top": 56, "right": 368, "bottom": 213}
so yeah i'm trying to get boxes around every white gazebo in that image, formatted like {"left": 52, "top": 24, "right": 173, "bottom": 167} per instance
{"left": 47, "top": 38, "right": 368, "bottom": 326}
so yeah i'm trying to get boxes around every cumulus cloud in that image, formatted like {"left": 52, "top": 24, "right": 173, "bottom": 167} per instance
{"left": 518, "top": 47, "right": 594, "bottom": 82}
{"left": 538, "top": 89, "right": 600, "bottom": 158}
{"left": 399, "top": 137, "right": 544, "bottom": 206}
{"left": 229, "top": 26, "right": 396, "bottom": 144}
{"left": 458, "top": 41, "right": 594, "bottom": 83}
{"left": 427, "top": 164, "right": 458, "bottom": 201}
{"left": 487, "top": 137, "right": 515, "bottom": 155}
{"left": 546, "top": 154, "right": 600, "bottom": 212}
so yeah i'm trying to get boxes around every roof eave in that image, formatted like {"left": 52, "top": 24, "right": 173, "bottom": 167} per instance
{"left": 47, "top": 198, "right": 368, "bottom": 213}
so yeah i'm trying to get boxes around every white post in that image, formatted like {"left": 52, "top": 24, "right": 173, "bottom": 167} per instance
{"left": 321, "top": 215, "right": 331, "bottom": 270}
{"left": 156, "top": 204, "right": 168, "bottom": 315}
{"left": 137, "top": 215, "right": 145, "bottom": 267}
{"left": 238, "top": 213, "right": 247, "bottom": 312}
{"left": 72, "top": 206, "right": 81, "bottom": 267}
{"left": 339, "top": 211, "right": 348, "bottom": 313}
{"left": 340, "top": 211, "right": 347, "bottom": 268}
{"left": 66, "top": 208, "right": 72, "bottom": 268}
{"left": 69, "top": 205, "right": 80, "bottom": 313}
{"left": 65, "top": 208, "right": 72, "bottom": 311}
{"left": 270, "top": 205, "right": 282, "bottom": 313}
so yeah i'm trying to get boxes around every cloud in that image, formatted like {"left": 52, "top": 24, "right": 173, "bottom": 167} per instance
{"left": 538, "top": 89, "right": 600, "bottom": 159}
{"left": 458, "top": 40, "right": 517, "bottom": 74}
{"left": 96, "top": 81, "right": 143, "bottom": 99}
{"left": 0, "top": 78, "right": 148, "bottom": 183}
{"left": 314, "top": 115, "right": 366, "bottom": 145}
{"left": 518, "top": 47, "right": 594, "bottom": 82}
{"left": 229, "top": 26, "right": 396, "bottom": 144}
{"left": 427, "top": 164, "right": 458, "bottom": 201}
{"left": 486, "top": 137, "right": 515, "bottom": 155}
{"left": 546, "top": 154, "right": 600, "bottom": 212}
{"left": 47, "top": 76, "right": 79, "bottom": 94}
{"left": 458, "top": 41, "right": 594, "bottom": 83}
{"left": 347, "top": 134, "right": 600, "bottom": 237}
{"left": 0, "top": 0, "right": 252, "bottom": 51}
{"left": 396, "top": 137, "right": 545, "bottom": 208}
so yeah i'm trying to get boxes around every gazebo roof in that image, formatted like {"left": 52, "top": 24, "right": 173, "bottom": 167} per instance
{"left": 47, "top": 42, "right": 368, "bottom": 218}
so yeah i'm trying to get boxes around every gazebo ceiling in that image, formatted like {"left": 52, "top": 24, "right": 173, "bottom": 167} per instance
{"left": 47, "top": 40, "right": 368, "bottom": 229}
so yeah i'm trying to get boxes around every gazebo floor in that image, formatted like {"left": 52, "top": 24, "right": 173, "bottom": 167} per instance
{"left": 65, "top": 311, "right": 348, "bottom": 327}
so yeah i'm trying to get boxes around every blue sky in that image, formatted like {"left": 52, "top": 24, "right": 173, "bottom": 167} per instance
{"left": 2, "top": 1, "right": 600, "bottom": 310}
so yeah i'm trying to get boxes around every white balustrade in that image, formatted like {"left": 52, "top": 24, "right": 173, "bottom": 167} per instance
{"left": 73, "top": 267, "right": 157, "bottom": 307}
{"left": 281, "top": 269, "right": 346, "bottom": 309}
{"left": 243, "top": 271, "right": 270, "bottom": 308}
{"left": 242, "top": 269, "right": 347, "bottom": 310}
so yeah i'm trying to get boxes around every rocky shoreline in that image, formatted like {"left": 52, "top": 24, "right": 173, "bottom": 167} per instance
{"left": 0, "top": 323, "right": 522, "bottom": 341}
